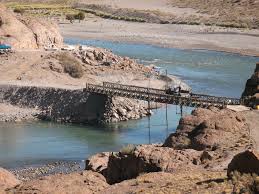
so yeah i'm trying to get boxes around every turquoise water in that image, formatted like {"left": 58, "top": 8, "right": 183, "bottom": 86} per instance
{"left": 66, "top": 38, "right": 259, "bottom": 97}
{"left": 1, "top": 39, "right": 258, "bottom": 168}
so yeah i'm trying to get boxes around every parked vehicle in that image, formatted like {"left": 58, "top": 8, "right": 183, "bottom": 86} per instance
{"left": 61, "top": 45, "right": 75, "bottom": 51}
{"left": 165, "top": 86, "right": 191, "bottom": 97}
{"left": 0, "top": 44, "right": 11, "bottom": 50}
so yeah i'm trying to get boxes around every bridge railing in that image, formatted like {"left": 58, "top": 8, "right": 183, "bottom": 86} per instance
{"left": 85, "top": 82, "right": 240, "bottom": 107}
{"left": 103, "top": 82, "right": 166, "bottom": 95}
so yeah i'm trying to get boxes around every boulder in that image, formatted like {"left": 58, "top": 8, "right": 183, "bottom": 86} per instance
{"left": 227, "top": 150, "right": 259, "bottom": 176}
{"left": 85, "top": 152, "right": 110, "bottom": 175}
{"left": 86, "top": 144, "right": 201, "bottom": 184}
{"left": 163, "top": 108, "right": 249, "bottom": 151}
{"left": 117, "top": 107, "right": 127, "bottom": 116}
{"left": 0, "top": 167, "right": 20, "bottom": 191}
{"left": 0, "top": 4, "right": 63, "bottom": 49}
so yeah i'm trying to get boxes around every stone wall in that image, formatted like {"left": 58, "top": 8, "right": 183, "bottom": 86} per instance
{"left": 0, "top": 85, "right": 109, "bottom": 123}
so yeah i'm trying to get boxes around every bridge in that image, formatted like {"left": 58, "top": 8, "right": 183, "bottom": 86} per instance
{"left": 84, "top": 82, "right": 241, "bottom": 109}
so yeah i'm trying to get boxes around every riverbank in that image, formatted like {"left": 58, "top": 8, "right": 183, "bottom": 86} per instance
{"left": 2, "top": 107, "right": 259, "bottom": 193}
{"left": 60, "top": 19, "right": 259, "bottom": 57}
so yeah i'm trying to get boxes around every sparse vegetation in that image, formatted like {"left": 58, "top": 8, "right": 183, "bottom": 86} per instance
{"left": 57, "top": 53, "right": 84, "bottom": 78}
{"left": 75, "top": 8, "right": 146, "bottom": 23}
{"left": 75, "top": 11, "right": 85, "bottom": 22}
{"left": 228, "top": 171, "right": 259, "bottom": 193}
{"left": 66, "top": 14, "right": 75, "bottom": 23}
{"left": 5, "top": 3, "right": 80, "bottom": 18}
{"left": 66, "top": 12, "right": 85, "bottom": 23}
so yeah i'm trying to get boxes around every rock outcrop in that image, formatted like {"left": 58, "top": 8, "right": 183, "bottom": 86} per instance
{"left": 85, "top": 107, "right": 258, "bottom": 184}
{"left": 242, "top": 63, "right": 259, "bottom": 108}
{"left": 0, "top": 4, "right": 63, "bottom": 49}
{"left": 74, "top": 47, "right": 151, "bottom": 73}
{"left": 101, "top": 170, "right": 230, "bottom": 194}
{"left": 163, "top": 107, "right": 250, "bottom": 151}
{"left": 86, "top": 144, "right": 202, "bottom": 184}
{"left": 0, "top": 167, "right": 20, "bottom": 191}
{"left": 227, "top": 150, "right": 259, "bottom": 176}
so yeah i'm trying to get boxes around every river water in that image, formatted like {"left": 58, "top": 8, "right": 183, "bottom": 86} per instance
{"left": 1, "top": 39, "right": 258, "bottom": 168}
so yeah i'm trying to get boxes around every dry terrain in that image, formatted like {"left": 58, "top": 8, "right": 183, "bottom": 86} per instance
{"left": 75, "top": 0, "right": 259, "bottom": 28}
{"left": 2, "top": 0, "right": 259, "bottom": 56}
{"left": 60, "top": 18, "right": 259, "bottom": 56}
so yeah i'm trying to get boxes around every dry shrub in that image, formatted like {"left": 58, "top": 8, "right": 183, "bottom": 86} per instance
{"left": 57, "top": 53, "right": 84, "bottom": 78}
{"left": 229, "top": 171, "right": 259, "bottom": 193}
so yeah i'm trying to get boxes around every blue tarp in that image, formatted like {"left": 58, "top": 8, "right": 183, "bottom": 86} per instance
{"left": 0, "top": 44, "right": 11, "bottom": 49}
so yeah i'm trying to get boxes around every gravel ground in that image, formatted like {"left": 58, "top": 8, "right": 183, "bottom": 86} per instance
{"left": 10, "top": 161, "right": 85, "bottom": 181}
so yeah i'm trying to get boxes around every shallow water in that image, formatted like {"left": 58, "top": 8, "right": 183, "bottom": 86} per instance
{"left": 1, "top": 39, "right": 258, "bottom": 168}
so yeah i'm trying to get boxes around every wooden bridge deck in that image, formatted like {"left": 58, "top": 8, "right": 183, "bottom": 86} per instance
{"left": 84, "top": 82, "right": 241, "bottom": 108}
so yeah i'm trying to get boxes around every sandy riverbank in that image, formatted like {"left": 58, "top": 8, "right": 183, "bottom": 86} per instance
{"left": 60, "top": 19, "right": 259, "bottom": 57}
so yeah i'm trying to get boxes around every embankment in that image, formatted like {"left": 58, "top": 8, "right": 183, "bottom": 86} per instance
{"left": 0, "top": 84, "right": 109, "bottom": 123}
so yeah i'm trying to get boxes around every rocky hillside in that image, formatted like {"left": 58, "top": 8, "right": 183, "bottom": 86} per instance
{"left": 0, "top": 4, "right": 63, "bottom": 49}
{"left": 242, "top": 62, "right": 259, "bottom": 108}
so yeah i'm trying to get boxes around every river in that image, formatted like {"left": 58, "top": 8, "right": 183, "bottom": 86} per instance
{"left": 1, "top": 39, "right": 258, "bottom": 169}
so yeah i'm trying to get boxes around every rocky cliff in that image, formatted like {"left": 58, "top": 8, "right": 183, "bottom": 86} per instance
{"left": 242, "top": 63, "right": 259, "bottom": 108}
{"left": 0, "top": 4, "right": 63, "bottom": 49}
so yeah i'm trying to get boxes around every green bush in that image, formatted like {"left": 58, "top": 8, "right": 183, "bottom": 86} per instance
{"left": 58, "top": 53, "right": 84, "bottom": 78}
{"left": 75, "top": 12, "right": 85, "bottom": 22}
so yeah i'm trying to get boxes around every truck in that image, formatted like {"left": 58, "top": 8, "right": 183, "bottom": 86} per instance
{"left": 165, "top": 85, "right": 191, "bottom": 97}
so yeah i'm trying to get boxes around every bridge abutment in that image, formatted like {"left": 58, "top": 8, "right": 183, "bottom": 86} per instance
{"left": 0, "top": 85, "right": 109, "bottom": 123}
